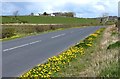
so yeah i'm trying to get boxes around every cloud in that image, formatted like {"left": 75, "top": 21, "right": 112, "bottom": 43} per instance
{"left": 1, "top": 0, "right": 120, "bottom": 17}
{"left": 2, "top": 2, "right": 22, "bottom": 15}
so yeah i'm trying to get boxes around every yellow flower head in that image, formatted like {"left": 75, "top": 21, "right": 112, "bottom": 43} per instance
{"left": 86, "top": 44, "right": 92, "bottom": 47}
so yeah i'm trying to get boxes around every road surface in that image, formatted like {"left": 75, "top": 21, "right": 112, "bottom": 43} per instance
{"left": 2, "top": 26, "right": 103, "bottom": 77}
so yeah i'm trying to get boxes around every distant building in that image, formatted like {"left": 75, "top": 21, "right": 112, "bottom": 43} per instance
{"left": 28, "top": 12, "right": 75, "bottom": 17}
{"left": 50, "top": 13, "right": 55, "bottom": 16}
{"left": 34, "top": 13, "right": 40, "bottom": 16}
{"left": 52, "top": 12, "right": 63, "bottom": 16}
{"left": 108, "top": 16, "right": 117, "bottom": 21}
{"left": 52, "top": 12, "right": 75, "bottom": 17}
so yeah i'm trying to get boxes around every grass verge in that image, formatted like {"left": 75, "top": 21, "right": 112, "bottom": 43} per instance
{"left": 51, "top": 28, "right": 104, "bottom": 77}
{"left": 99, "top": 59, "right": 119, "bottom": 77}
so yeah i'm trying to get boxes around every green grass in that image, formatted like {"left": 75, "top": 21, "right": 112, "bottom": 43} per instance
{"left": 107, "top": 41, "right": 120, "bottom": 49}
{"left": 111, "top": 31, "right": 119, "bottom": 36}
{"left": 2, "top": 16, "right": 100, "bottom": 25}
{"left": 99, "top": 62, "right": 119, "bottom": 77}
{"left": 99, "top": 27, "right": 119, "bottom": 78}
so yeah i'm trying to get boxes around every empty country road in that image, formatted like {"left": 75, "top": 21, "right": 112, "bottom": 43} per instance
{"left": 2, "top": 26, "right": 103, "bottom": 77}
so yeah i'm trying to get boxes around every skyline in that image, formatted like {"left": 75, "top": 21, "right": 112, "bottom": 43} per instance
{"left": 1, "top": 0, "right": 119, "bottom": 18}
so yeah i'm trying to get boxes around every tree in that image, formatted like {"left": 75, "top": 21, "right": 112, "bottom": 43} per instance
{"left": 43, "top": 12, "right": 48, "bottom": 16}
{"left": 13, "top": 10, "right": 19, "bottom": 17}
{"left": 38, "top": 13, "right": 41, "bottom": 16}
{"left": 101, "top": 13, "right": 109, "bottom": 24}
{"left": 30, "top": 12, "right": 34, "bottom": 16}
{"left": 64, "top": 12, "right": 75, "bottom": 17}
{"left": 57, "top": 12, "right": 75, "bottom": 17}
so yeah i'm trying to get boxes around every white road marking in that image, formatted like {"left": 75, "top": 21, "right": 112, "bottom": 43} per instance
{"left": 3, "top": 40, "right": 41, "bottom": 52}
{"left": 29, "top": 40, "right": 41, "bottom": 44}
{"left": 51, "top": 33, "right": 66, "bottom": 38}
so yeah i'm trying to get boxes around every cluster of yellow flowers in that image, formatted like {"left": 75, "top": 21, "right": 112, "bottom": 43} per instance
{"left": 20, "top": 28, "right": 104, "bottom": 78}
{"left": 90, "top": 34, "right": 98, "bottom": 37}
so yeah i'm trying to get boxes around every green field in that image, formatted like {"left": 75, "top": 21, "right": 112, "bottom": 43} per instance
{"left": 2, "top": 16, "right": 100, "bottom": 25}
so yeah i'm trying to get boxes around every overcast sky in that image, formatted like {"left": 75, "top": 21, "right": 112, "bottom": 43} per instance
{"left": 1, "top": 0, "right": 119, "bottom": 18}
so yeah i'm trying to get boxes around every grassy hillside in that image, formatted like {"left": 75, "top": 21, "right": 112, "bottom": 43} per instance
{"left": 2, "top": 16, "right": 100, "bottom": 24}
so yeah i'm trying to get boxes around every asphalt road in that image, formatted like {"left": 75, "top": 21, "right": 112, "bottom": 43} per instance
{"left": 2, "top": 26, "right": 103, "bottom": 77}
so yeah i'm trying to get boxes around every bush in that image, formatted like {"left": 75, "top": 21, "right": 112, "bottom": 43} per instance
{"left": 2, "top": 28, "right": 16, "bottom": 38}
{"left": 107, "top": 41, "right": 120, "bottom": 49}
{"left": 35, "top": 26, "right": 44, "bottom": 33}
